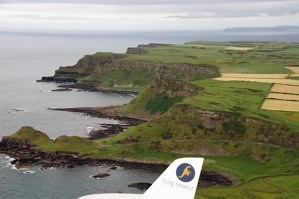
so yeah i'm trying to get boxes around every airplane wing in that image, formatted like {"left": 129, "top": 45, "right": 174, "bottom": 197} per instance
{"left": 79, "top": 157, "right": 204, "bottom": 199}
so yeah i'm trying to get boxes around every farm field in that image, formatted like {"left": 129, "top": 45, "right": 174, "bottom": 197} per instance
{"left": 215, "top": 71, "right": 299, "bottom": 111}
{"left": 285, "top": 67, "right": 299, "bottom": 73}
{"left": 186, "top": 79, "right": 299, "bottom": 129}
{"left": 214, "top": 77, "right": 299, "bottom": 85}
{"left": 271, "top": 84, "right": 299, "bottom": 95}
{"left": 221, "top": 73, "right": 289, "bottom": 79}
{"left": 267, "top": 93, "right": 299, "bottom": 101}
{"left": 262, "top": 99, "right": 299, "bottom": 112}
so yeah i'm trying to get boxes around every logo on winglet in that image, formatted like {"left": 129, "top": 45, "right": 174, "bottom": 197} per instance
{"left": 176, "top": 163, "right": 195, "bottom": 182}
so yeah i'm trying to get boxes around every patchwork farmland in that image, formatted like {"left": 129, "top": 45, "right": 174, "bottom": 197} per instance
{"left": 215, "top": 71, "right": 299, "bottom": 112}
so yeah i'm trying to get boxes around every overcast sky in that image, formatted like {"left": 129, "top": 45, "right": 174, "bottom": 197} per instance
{"left": 0, "top": 0, "right": 298, "bottom": 32}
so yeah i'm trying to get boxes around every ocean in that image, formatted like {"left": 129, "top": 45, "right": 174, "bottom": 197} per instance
{"left": 0, "top": 30, "right": 299, "bottom": 199}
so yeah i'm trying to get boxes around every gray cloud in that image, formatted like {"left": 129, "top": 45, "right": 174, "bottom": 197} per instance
{"left": 163, "top": 0, "right": 299, "bottom": 19}
{"left": 0, "top": 0, "right": 298, "bottom": 31}
{"left": 166, "top": 13, "right": 221, "bottom": 19}
{"left": 3, "top": 14, "right": 92, "bottom": 21}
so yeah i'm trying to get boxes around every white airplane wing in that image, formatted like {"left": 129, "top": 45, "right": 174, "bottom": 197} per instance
{"left": 79, "top": 157, "right": 204, "bottom": 199}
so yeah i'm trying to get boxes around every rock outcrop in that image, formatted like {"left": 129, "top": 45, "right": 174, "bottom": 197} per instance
{"left": 38, "top": 45, "right": 220, "bottom": 91}
{"left": 126, "top": 47, "right": 148, "bottom": 54}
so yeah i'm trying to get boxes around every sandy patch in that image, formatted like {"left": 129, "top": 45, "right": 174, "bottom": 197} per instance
{"left": 262, "top": 99, "right": 299, "bottom": 112}
{"left": 290, "top": 74, "right": 299, "bottom": 77}
{"left": 271, "top": 84, "right": 299, "bottom": 95}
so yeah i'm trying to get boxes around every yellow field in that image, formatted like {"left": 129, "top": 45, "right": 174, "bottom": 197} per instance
{"left": 221, "top": 73, "right": 288, "bottom": 79}
{"left": 225, "top": 46, "right": 253, "bottom": 51}
{"left": 271, "top": 84, "right": 299, "bottom": 95}
{"left": 267, "top": 93, "right": 299, "bottom": 101}
{"left": 214, "top": 77, "right": 299, "bottom": 86}
{"left": 216, "top": 72, "right": 299, "bottom": 112}
{"left": 262, "top": 99, "right": 299, "bottom": 111}
{"left": 290, "top": 74, "right": 299, "bottom": 77}
{"left": 286, "top": 67, "right": 299, "bottom": 73}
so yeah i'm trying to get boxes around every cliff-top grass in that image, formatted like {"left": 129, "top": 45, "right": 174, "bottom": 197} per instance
{"left": 124, "top": 41, "right": 298, "bottom": 74}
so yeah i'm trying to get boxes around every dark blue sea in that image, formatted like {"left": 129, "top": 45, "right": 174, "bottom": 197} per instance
{"left": 0, "top": 30, "right": 298, "bottom": 199}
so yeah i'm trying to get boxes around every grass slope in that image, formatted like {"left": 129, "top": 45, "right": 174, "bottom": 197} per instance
{"left": 123, "top": 79, "right": 203, "bottom": 116}
{"left": 9, "top": 127, "right": 99, "bottom": 156}
{"left": 196, "top": 175, "right": 299, "bottom": 199}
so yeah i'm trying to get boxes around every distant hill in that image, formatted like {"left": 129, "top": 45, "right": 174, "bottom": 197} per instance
{"left": 224, "top": 26, "right": 299, "bottom": 33}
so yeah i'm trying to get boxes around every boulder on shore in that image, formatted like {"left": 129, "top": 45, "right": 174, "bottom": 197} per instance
{"left": 128, "top": 182, "right": 152, "bottom": 189}
{"left": 91, "top": 173, "right": 111, "bottom": 179}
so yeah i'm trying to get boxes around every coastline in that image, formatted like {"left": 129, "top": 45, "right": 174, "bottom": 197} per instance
{"left": 0, "top": 149, "right": 233, "bottom": 187}
{"left": 48, "top": 106, "right": 146, "bottom": 139}
{"left": 36, "top": 81, "right": 140, "bottom": 96}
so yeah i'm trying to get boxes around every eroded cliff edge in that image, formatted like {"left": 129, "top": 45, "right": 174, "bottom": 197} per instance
{"left": 38, "top": 44, "right": 220, "bottom": 92}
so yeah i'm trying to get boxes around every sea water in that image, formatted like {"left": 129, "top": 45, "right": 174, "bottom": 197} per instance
{"left": 0, "top": 31, "right": 299, "bottom": 199}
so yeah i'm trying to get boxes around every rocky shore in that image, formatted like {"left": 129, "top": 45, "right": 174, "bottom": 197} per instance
{"left": 0, "top": 135, "right": 233, "bottom": 187}
{"left": 36, "top": 80, "right": 139, "bottom": 95}
{"left": 48, "top": 106, "right": 146, "bottom": 139}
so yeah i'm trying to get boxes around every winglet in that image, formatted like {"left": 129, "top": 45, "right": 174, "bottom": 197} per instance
{"left": 144, "top": 158, "right": 204, "bottom": 199}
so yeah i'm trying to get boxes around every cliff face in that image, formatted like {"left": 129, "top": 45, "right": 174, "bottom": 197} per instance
{"left": 73, "top": 53, "right": 127, "bottom": 71}
{"left": 45, "top": 49, "right": 219, "bottom": 90}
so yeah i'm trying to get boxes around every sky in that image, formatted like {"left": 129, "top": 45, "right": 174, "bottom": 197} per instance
{"left": 0, "top": 0, "right": 298, "bottom": 32}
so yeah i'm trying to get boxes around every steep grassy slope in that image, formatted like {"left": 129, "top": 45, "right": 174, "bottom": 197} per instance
{"left": 122, "top": 79, "right": 203, "bottom": 117}
{"left": 6, "top": 126, "right": 100, "bottom": 156}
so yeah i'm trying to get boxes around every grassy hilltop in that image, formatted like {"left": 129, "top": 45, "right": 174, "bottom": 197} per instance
{"left": 9, "top": 41, "right": 299, "bottom": 198}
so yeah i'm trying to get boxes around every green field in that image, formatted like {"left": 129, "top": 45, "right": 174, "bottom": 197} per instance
{"left": 9, "top": 41, "right": 299, "bottom": 198}
{"left": 196, "top": 175, "right": 299, "bottom": 199}
{"left": 124, "top": 41, "right": 298, "bottom": 74}
{"left": 185, "top": 80, "right": 299, "bottom": 130}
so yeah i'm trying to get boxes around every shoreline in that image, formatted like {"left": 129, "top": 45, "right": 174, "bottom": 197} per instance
{"left": 48, "top": 106, "right": 146, "bottom": 139}
{"left": 36, "top": 81, "right": 140, "bottom": 96}
{"left": 0, "top": 150, "right": 233, "bottom": 187}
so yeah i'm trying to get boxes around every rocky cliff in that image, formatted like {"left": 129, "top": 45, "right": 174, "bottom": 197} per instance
{"left": 39, "top": 46, "right": 220, "bottom": 91}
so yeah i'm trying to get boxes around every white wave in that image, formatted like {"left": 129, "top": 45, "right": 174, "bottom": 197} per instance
{"left": 23, "top": 171, "right": 35, "bottom": 174}
{"left": 9, "top": 164, "right": 28, "bottom": 170}
{"left": 9, "top": 157, "right": 15, "bottom": 162}
{"left": 10, "top": 164, "right": 18, "bottom": 170}
{"left": 86, "top": 127, "right": 94, "bottom": 134}
{"left": 40, "top": 90, "right": 52, "bottom": 93}
{"left": 12, "top": 108, "right": 24, "bottom": 112}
